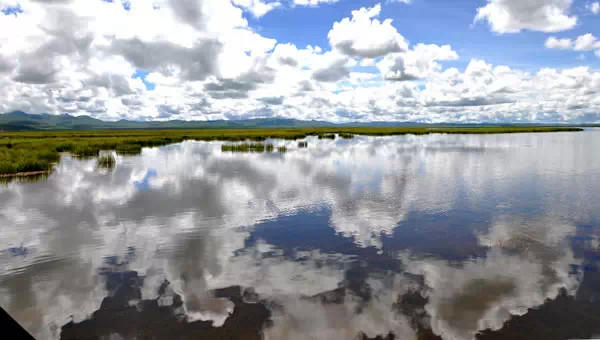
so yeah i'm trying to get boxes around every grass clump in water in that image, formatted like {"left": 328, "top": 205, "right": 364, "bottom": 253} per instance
{"left": 97, "top": 155, "right": 116, "bottom": 169}
{"left": 298, "top": 141, "right": 308, "bottom": 148}
{"left": 277, "top": 146, "right": 287, "bottom": 153}
{"left": 318, "top": 133, "right": 336, "bottom": 140}
{"left": 221, "top": 143, "right": 270, "bottom": 153}
{"left": 338, "top": 133, "right": 354, "bottom": 139}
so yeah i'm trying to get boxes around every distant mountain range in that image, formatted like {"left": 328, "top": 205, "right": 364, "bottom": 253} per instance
{"left": 0, "top": 111, "right": 338, "bottom": 131}
{"left": 0, "top": 111, "right": 595, "bottom": 131}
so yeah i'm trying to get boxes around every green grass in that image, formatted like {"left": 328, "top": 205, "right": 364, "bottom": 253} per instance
{"left": 0, "top": 126, "right": 584, "bottom": 175}
{"left": 0, "top": 146, "right": 59, "bottom": 174}
{"left": 72, "top": 144, "right": 100, "bottom": 158}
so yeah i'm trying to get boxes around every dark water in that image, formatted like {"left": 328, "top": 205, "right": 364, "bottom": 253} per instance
{"left": 1, "top": 130, "right": 600, "bottom": 340}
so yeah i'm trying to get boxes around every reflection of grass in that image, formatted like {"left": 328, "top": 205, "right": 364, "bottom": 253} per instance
{"left": 0, "top": 172, "right": 49, "bottom": 185}
{"left": 298, "top": 141, "right": 308, "bottom": 148}
{"left": 277, "top": 146, "right": 287, "bottom": 153}
{"left": 0, "top": 126, "right": 584, "bottom": 175}
{"left": 97, "top": 155, "right": 116, "bottom": 169}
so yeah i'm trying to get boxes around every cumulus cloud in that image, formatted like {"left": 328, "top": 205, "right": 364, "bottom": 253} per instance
{"left": 328, "top": 4, "right": 408, "bottom": 58}
{"left": 475, "top": 0, "right": 577, "bottom": 33}
{"left": 545, "top": 33, "right": 600, "bottom": 57}
{"left": 0, "top": 0, "right": 598, "bottom": 123}
{"left": 312, "top": 55, "right": 350, "bottom": 82}
{"left": 377, "top": 43, "right": 458, "bottom": 81}
{"left": 232, "top": 0, "right": 281, "bottom": 17}
{"left": 545, "top": 36, "right": 572, "bottom": 49}
{"left": 110, "top": 38, "right": 223, "bottom": 81}
{"left": 574, "top": 33, "right": 600, "bottom": 51}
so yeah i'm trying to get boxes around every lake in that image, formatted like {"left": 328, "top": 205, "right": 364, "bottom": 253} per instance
{"left": 1, "top": 129, "right": 600, "bottom": 340}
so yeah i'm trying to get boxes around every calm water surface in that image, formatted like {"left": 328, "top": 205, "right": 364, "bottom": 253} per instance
{"left": 2, "top": 130, "right": 600, "bottom": 340}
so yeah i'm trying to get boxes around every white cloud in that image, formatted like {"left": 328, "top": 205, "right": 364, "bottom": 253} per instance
{"left": 545, "top": 36, "right": 572, "bottom": 49}
{"left": 587, "top": 1, "right": 600, "bottom": 14}
{"left": 293, "top": 0, "right": 340, "bottom": 6}
{"left": 475, "top": 0, "right": 577, "bottom": 33}
{"left": 311, "top": 51, "right": 351, "bottom": 82}
{"left": 545, "top": 33, "right": 600, "bottom": 57}
{"left": 328, "top": 4, "right": 408, "bottom": 58}
{"left": 377, "top": 43, "right": 458, "bottom": 81}
{"left": 232, "top": 0, "right": 281, "bottom": 17}
{"left": 574, "top": 33, "right": 600, "bottom": 51}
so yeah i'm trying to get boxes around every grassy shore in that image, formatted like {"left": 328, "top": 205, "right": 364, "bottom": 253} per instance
{"left": 0, "top": 126, "right": 583, "bottom": 176}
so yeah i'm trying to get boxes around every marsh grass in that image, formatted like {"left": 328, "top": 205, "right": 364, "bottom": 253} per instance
{"left": 73, "top": 144, "right": 100, "bottom": 158}
{"left": 0, "top": 126, "right": 583, "bottom": 175}
{"left": 221, "top": 143, "right": 272, "bottom": 152}
{"left": 115, "top": 143, "right": 143, "bottom": 156}
{"left": 0, "top": 145, "right": 58, "bottom": 174}
{"left": 97, "top": 155, "right": 116, "bottom": 169}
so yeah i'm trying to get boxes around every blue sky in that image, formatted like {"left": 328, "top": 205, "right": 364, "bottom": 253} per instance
{"left": 0, "top": 0, "right": 599, "bottom": 122}
{"left": 252, "top": 0, "right": 600, "bottom": 71}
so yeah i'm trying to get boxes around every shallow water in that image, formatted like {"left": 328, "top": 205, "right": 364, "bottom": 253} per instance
{"left": 1, "top": 130, "right": 600, "bottom": 340}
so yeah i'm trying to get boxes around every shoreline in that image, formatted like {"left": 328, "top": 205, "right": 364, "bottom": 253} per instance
{"left": 0, "top": 170, "right": 50, "bottom": 178}
{"left": 0, "top": 127, "right": 585, "bottom": 177}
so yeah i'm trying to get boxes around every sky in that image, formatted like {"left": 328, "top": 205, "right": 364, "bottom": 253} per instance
{"left": 0, "top": 0, "right": 599, "bottom": 123}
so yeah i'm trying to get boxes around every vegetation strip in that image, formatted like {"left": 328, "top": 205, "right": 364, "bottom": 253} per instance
{"left": 0, "top": 127, "right": 583, "bottom": 176}
{"left": 0, "top": 170, "right": 50, "bottom": 178}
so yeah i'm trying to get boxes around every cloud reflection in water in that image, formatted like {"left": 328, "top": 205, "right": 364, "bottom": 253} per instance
{"left": 0, "top": 131, "right": 599, "bottom": 339}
